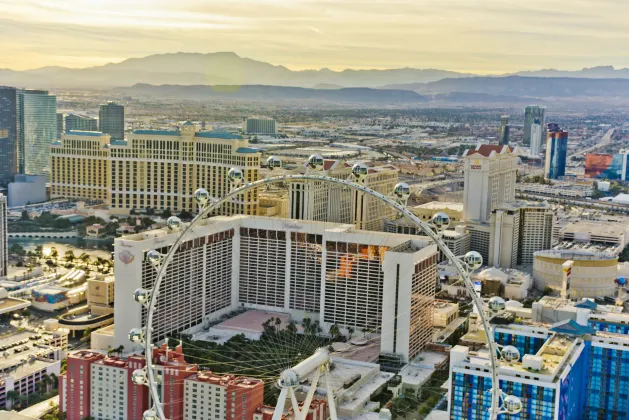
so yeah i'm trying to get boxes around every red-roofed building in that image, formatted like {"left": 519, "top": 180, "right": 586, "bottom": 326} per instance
{"left": 59, "top": 351, "right": 105, "bottom": 420}
{"left": 152, "top": 342, "right": 198, "bottom": 420}
{"left": 462, "top": 144, "right": 517, "bottom": 158}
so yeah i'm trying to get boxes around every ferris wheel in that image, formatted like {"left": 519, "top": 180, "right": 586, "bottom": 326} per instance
{"left": 127, "top": 154, "right": 521, "bottom": 420}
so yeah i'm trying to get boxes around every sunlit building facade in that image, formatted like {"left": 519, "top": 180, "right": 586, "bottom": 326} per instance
{"left": 50, "top": 131, "right": 111, "bottom": 202}
{"left": 114, "top": 215, "right": 438, "bottom": 362}
{"left": 49, "top": 123, "right": 261, "bottom": 214}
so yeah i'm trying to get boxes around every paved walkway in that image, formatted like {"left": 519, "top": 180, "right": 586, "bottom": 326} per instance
{"left": 19, "top": 395, "right": 58, "bottom": 418}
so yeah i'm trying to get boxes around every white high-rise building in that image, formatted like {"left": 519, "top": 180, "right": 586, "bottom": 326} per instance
{"left": 289, "top": 160, "right": 353, "bottom": 223}
{"left": 462, "top": 144, "right": 521, "bottom": 267}
{"left": 113, "top": 215, "right": 438, "bottom": 362}
{"left": 519, "top": 203, "right": 554, "bottom": 265}
{"left": 290, "top": 161, "right": 399, "bottom": 231}
{"left": 489, "top": 201, "right": 555, "bottom": 269}
{"left": 0, "top": 194, "right": 6, "bottom": 277}
{"left": 530, "top": 123, "right": 543, "bottom": 156}
{"left": 462, "top": 144, "right": 519, "bottom": 224}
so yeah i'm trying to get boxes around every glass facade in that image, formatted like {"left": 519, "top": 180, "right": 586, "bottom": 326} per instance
{"left": 524, "top": 106, "right": 545, "bottom": 146}
{"left": 450, "top": 373, "right": 556, "bottom": 420}
{"left": 454, "top": 327, "right": 629, "bottom": 420}
{"left": 585, "top": 344, "right": 629, "bottom": 419}
{"left": 494, "top": 331, "right": 547, "bottom": 357}
{"left": 545, "top": 132, "right": 568, "bottom": 180}
{"left": 589, "top": 320, "right": 629, "bottom": 334}
{"left": 99, "top": 102, "right": 124, "bottom": 141}
{"left": 0, "top": 86, "right": 17, "bottom": 184}
{"left": 17, "top": 90, "right": 57, "bottom": 177}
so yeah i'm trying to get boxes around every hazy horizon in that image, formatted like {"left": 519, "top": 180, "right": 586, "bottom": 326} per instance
{"left": 2, "top": 0, "right": 629, "bottom": 73}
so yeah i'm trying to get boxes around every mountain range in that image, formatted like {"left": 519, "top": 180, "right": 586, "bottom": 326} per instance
{"left": 3, "top": 52, "right": 629, "bottom": 90}
{"left": 118, "top": 83, "right": 427, "bottom": 104}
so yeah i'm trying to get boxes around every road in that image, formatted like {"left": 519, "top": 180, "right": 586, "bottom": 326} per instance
{"left": 516, "top": 192, "right": 629, "bottom": 213}
{"left": 411, "top": 177, "right": 463, "bottom": 195}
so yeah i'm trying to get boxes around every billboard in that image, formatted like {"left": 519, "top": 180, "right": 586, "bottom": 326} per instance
{"left": 585, "top": 153, "right": 628, "bottom": 180}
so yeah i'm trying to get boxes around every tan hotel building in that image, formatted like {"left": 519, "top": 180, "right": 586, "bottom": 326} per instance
{"left": 50, "top": 123, "right": 260, "bottom": 215}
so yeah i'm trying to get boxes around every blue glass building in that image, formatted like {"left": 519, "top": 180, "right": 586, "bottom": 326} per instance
{"left": 450, "top": 316, "right": 629, "bottom": 420}
{"left": 0, "top": 86, "right": 17, "bottom": 185}
{"left": 544, "top": 124, "right": 568, "bottom": 179}
{"left": 17, "top": 89, "right": 57, "bottom": 177}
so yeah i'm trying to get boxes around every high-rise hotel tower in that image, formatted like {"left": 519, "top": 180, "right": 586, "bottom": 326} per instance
{"left": 50, "top": 123, "right": 261, "bottom": 215}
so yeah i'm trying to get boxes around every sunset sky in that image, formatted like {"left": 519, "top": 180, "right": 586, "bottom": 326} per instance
{"left": 1, "top": 0, "right": 628, "bottom": 73}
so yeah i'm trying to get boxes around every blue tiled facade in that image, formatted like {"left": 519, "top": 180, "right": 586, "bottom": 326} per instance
{"left": 494, "top": 331, "right": 547, "bottom": 357}
{"left": 450, "top": 373, "right": 556, "bottom": 420}
{"left": 558, "top": 343, "right": 588, "bottom": 420}
{"left": 454, "top": 328, "right": 629, "bottom": 420}
{"left": 589, "top": 320, "right": 629, "bottom": 335}
{"left": 585, "top": 344, "right": 629, "bottom": 419}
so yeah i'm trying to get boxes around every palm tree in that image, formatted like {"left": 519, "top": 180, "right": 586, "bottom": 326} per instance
{"left": 79, "top": 253, "right": 90, "bottom": 267}
{"left": 49, "top": 372, "right": 58, "bottom": 390}
{"left": 64, "top": 250, "right": 76, "bottom": 264}
{"left": 348, "top": 326, "right": 355, "bottom": 339}
{"left": 329, "top": 323, "right": 340, "bottom": 338}
{"left": 303, "top": 317, "right": 312, "bottom": 335}
{"left": 6, "top": 390, "right": 19, "bottom": 409}
{"left": 41, "top": 373, "right": 52, "bottom": 393}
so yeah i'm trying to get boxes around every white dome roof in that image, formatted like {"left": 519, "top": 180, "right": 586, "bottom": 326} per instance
{"left": 478, "top": 267, "right": 509, "bottom": 282}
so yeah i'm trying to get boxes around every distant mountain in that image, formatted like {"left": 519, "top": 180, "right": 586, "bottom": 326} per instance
{"left": 118, "top": 83, "right": 427, "bottom": 103}
{"left": 0, "top": 52, "right": 472, "bottom": 89}
{"left": 427, "top": 92, "right": 544, "bottom": 103}
{"left": 514, "top": 65, "right": 629, "bottom": 79}
{"left": 416, "top": 76, "right": 629, "bottom": 97}
{"left": 3, "top": 52, "right": 629, "bottom": 94}
{"left": 313, "top": 83, "right": 343, "bottom": 90}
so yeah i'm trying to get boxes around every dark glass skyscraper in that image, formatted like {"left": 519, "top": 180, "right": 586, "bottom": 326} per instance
{"left": 524, "top": 105, "right": 545, "bottom": 146}
{"left": 65, "top": 114, "right": 98, "bottom": 132}
{"left": 544, "top": 123, "right": 568, "bottom": 179}
{"left": 0, "top": 87, "right": 17, "bottom": 185}
{"left": 99, "top": 102, "right": 124, "bottom": 141}
{"left": 499, "top": 115, "right": 510, "bottom": 145}
{"left": 57, "top": 113, "right": 64, "bottom": 139}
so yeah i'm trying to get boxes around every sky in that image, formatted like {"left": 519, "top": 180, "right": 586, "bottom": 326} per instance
{"left": 1, "top": 0, "right": 629, "bottom": 73}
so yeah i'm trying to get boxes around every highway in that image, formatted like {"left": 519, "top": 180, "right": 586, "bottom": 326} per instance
{"left": 516, "top": 192, "right": 629, "bottom": 214}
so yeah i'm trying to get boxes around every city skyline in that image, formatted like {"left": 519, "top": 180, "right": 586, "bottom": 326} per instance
{"left": 3, "top": 0, "right": 629, "bottom": 73}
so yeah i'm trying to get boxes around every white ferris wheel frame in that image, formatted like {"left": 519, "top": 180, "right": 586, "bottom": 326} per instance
{"left": 140, "top": 173, "right": 503, "bottom": 420}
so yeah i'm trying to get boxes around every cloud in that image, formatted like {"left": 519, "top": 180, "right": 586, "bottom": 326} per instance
{"left": 1, "top": 0, "right": 629, "bottom": 72}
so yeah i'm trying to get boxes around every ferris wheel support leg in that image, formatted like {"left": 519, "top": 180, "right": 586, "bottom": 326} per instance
{"left": 273, "top": 388, "right": 289, "bottom": 420}
{"left": 325, "top": 364, "right": 338, "bottom": 420}
{"left": 296, "top": 366, "right": 322, "bottom": 420}
{"left": 288, "top": 388, "right": 301, "bottom": 417}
